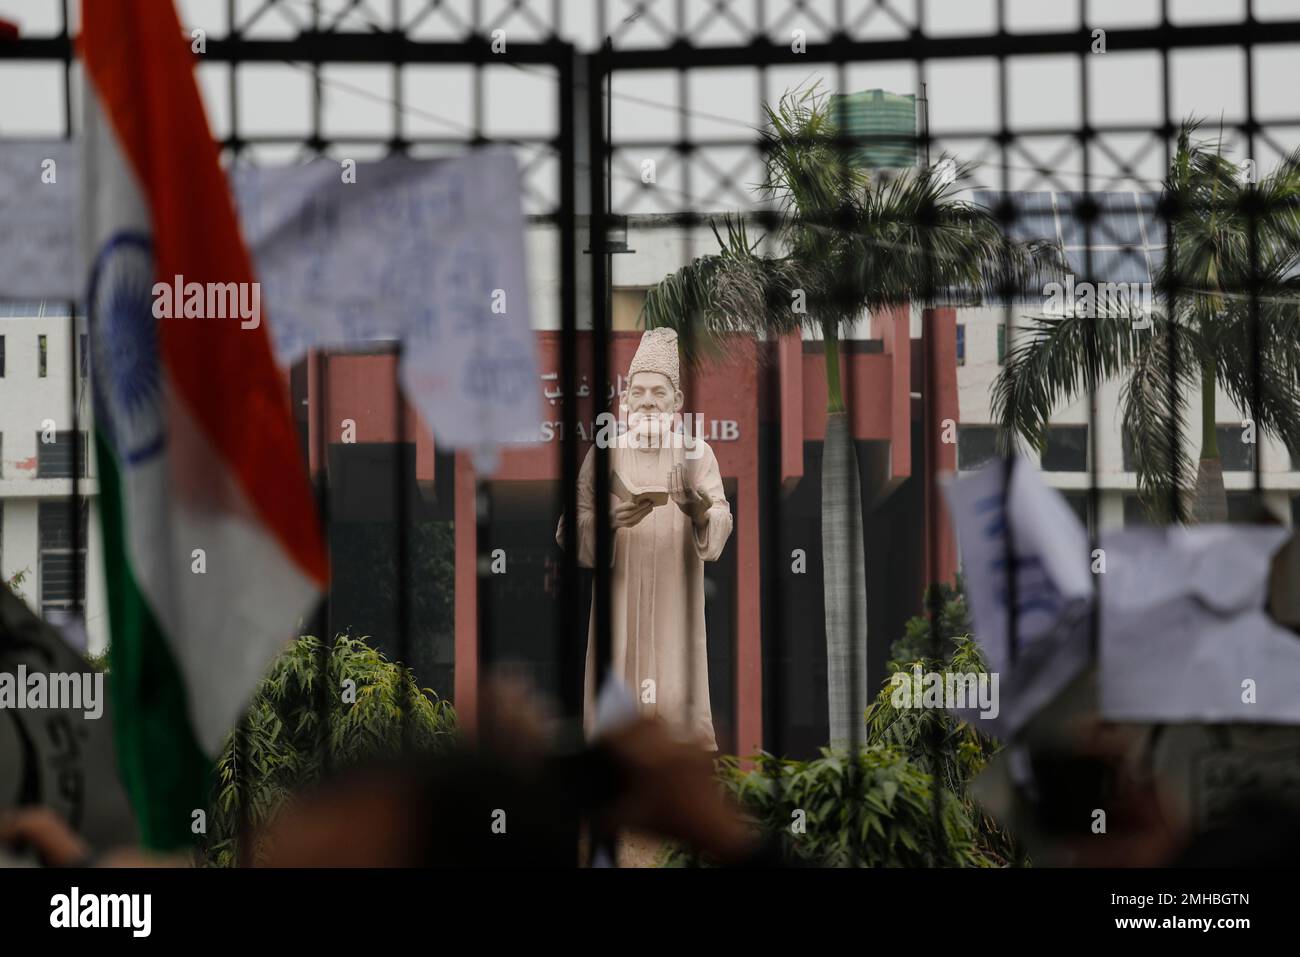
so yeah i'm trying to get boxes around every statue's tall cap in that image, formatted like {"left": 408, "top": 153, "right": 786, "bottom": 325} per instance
{"left": 627, "top": 327, "right": 680, "bottom": 391}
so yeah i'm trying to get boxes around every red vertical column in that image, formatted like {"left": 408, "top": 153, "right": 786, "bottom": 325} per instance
{"left": 888, "top": 304, "right": 912, "bottom": 480}
{"left": 872, "top": 304, "right": 913, "bottom": 481}
{"left": 306, "top": 349, "right": 322, "bottom": 479}
{"left": 735, "top": 470, "right": 762, "bottom": 759}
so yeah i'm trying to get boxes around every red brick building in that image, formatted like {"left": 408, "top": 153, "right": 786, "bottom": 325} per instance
{"left": 294, "top": 307, "right": 958, "bottom": 758}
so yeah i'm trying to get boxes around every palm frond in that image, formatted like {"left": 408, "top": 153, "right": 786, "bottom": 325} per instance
{"left": 758, "top": 82, "right": 869, "bottom": 220}
{"left": 1119, "top": 321, "right": 1200, "bottom": 519}
{"left": 639, "top": 215, "right": 802, "bottom": 363}
{"left": 990, "top": 307, "right": 1151, "bottom": 451}
{"left": 851, "top": 159, "right": 1068, "bottom": 310}
{"left": 1217, "top": 317, "right": 1300, "bottom": 458}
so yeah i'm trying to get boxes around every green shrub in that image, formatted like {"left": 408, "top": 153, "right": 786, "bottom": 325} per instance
{"left": 660, "top": 746, "right": 995, "bottom": 867}
{"left": 202, "top": 633, "right": 459, "bottom": 866}
{"left": 866, "top": 582, "right": 1021, "bottom": 865}
{"left": 867, "top": 634, "right": 997, "bottom": 797}
{"left": 885, "top": 578, "right": 971, "bottom": 669}
{"left": 663, "top": 579, "right": 1019, "bottom": 868}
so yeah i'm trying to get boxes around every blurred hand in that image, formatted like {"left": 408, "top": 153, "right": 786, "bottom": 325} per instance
{"left": 477, "top": 672, "right": 556, "bottom": 769}
{"left": 0, "top": 807, "right": 89, "bottom": 866}
{"left": 597, "top": 718, "right": 756, "bottom": 864}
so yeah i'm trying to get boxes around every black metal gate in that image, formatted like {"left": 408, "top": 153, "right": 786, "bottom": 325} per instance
{"left": 5, "top": 0, "right": 1300, "bottom": 867}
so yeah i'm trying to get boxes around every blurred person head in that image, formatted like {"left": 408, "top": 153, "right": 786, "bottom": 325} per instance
{"left": 256, "top": 676, "right": 757, "bottom": 867}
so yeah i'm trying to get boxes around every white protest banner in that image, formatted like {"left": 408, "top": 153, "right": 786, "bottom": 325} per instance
{"left": 1098, "top": 524, "right": 1300, "bottom": 723}
{"left": 944, "top": 458, "right": 1093, "bottom": 738}
{"left": 232, "top": 149, "right": 541, "bottom": 470}
{"left": 0, "top": 143, "right": 541, "bottom": 471}
{"left": 0, "top": 140, "right": 80, "bottom": 300}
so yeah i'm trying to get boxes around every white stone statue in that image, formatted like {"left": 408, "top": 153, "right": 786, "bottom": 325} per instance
{"left": 557, "top": 328, "right": 733, "bottom": 750}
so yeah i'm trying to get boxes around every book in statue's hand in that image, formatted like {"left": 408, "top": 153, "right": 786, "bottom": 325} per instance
{"left": 611, "top": 469, "right": 669, "bottom": 507}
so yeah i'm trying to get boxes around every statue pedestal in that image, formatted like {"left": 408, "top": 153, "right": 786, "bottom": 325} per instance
{"left": 616, "top": 830, "right": 665, "bottom": 868}
{"left": 576, "top": 826, "right": 666, "bottom": 867}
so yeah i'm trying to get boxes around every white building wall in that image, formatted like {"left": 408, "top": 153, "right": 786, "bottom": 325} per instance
{"left": 955, "top": 305, "right": 1300, "bottom": 528}
{"left": 0, "top": 311, "right": 106, "bottom": 655}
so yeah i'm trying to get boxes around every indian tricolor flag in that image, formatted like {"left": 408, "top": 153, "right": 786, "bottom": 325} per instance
{"left": 80, "top": 2, "right": 328, "bottom": 849}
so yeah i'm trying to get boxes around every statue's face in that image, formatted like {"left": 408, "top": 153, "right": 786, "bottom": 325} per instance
{"left": 623, "top": 371, "right": 684, "bottom": 444}
{"left": 623, "top": 371, "right": 683, "bottom": 419}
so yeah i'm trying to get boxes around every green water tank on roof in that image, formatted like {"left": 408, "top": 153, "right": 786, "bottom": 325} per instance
{"left": 829, "top": 89, "right": 918, "bottom": 170}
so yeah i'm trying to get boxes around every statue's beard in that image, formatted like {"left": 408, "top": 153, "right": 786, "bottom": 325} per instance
{"left": 628, "top": 410, "right": 676, "bottom": 446}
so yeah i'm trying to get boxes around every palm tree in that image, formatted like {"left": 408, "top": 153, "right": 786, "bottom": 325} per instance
{"left": 639, "top": 85, "right": 1060, "bottom": 746}
{"left": 993, "top": 120, "right": 1300, "bottom": 522}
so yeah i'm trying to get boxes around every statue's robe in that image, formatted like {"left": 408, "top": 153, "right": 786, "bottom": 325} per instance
{"left": 558, "top": 432, "right": 732, "bottom": 750}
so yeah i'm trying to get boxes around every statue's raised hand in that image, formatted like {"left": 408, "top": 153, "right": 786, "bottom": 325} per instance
{"left": 668, "top": 463, "right": 712, "bottom": 527}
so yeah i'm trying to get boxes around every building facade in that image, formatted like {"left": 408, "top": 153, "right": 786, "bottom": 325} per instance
{"left": 0, "top": 303, "right": 106, "bottom": 652}
{"left": 954, "top": 190, "right": 1300, "bottom": 527}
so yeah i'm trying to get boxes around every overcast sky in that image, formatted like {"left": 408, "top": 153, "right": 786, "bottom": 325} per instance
{"left": 1, "top": 0, "right": 1299, "bottom": 216}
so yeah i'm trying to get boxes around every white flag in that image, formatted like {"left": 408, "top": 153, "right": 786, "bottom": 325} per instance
{"left": 945, "top": 458, "right": 1093, "bottom": 737}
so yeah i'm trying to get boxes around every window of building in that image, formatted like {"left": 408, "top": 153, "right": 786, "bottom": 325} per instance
{"left": 1216, "top": 424, "right": 1255, "bottom": 472}
{"left": 0, "top": 334, "right": 5, "bottom": 377}
{"left": 1042, "top": 425, "right": 1088, "bottom": 472}
{"left": 1227, "top": 492, "right": 1265, "bottom": 522}
{"left": 38, "top": 334, "right": 47, "bottom": 377}
{"left": 79, "top": 333, "right": 88, "bottom": 379}
{"left": 1122, "top": 425, "right": 1137, "bottom": 472}
{"left": 955, "top": 324, "right": 966, "bottom": 366}
{"left": 996, "top": 324, "right": 1007, "bottom": 365}
{"left": 38, "top": 500, "right": 88, "bottom": 621}
{"left": 1123, "top": 494, "right": 1155, "bottom": 527}
{"left": 1061, "top": 490, "right": 1094, "bottom": 531}
{"left": 957, "top": 425, "right": 1000, "bottom": 471}
{"left": 36, "top": 431, "right": 88, "bottom": 478}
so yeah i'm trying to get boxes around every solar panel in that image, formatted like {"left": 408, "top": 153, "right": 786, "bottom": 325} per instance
{"left": 1102, "top": 193, "right": 1145, "bottom": 246}
{"left": 1009, "top": 191, "right": 1059, "bottom": 244}
{"left": 1137, "top": 192, "right": 1167, "bottom": 247}
{"left": 0, "top": 301, "right": 71, "bottom": 317}
{"left": 1064, "top": 245, "right": 1151, "bottom": 284}
{"left": 1147, "top": 244, "right": 1167, "bottom": 278}
{"left": 967, "top": 189, "right": 1166, "bottom": 304}
{"left": 1058, "top": 192, "right": 1144, "bottom": 247}
{"left": 971, "top": 190, "right": 1058, "bottom": 244}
